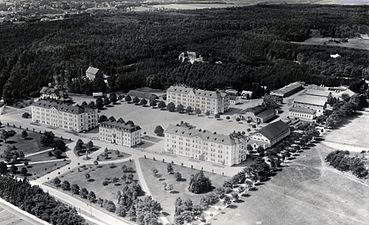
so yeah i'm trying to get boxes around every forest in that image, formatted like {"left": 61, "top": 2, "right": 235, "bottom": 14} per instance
{"left": 1, "top": 4, "right": 369, "bottom": 103}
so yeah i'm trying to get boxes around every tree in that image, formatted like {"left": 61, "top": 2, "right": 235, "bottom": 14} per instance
{"left": 71, "top": 184, "right": 80, "bottom": 195}
{"left": 109, "top": 93, "right": 117, "bottom": 103}
{"left": 103, "top": 96, "right": 110, "bottom": 105}
{"left": 10, "top": 165, "right": 17, "bottom": 174}
{"left": 154, "top": 125, "right": 164, "bottom": 137}
{"left": 174, "top": 172, "right": 182, "bottom": 181}
{"left": 167, "top": 102, "right": 175, "bottom": 112}
{"left": 99, "top": 115, "right": 108, "bottom": 123}
{"left": 132, "top": 97, "right": 140, "bottom": 104}
{"left": 53, "top": 177, "right": 61, "bottom": 187}
{"left": 21, "top": 167, "right": 28, "bottom": 176}
{"left": 96, "top": 97, "right": 104, "bottom": 110}
{"left": 214, "top": 113, "right": 220, "bottom": 119}
{"left": 86, "top": 141, "right": 94, "bottom": 150}
{"left": 104, "top": 200, "right": 116, "bottom": 212}
{"left": 185, "top": 106, "right": 192, "bottom": 114}
{"left": 80, "top": 188, "right": 88, "bottom": 198}
{"left": 140, "top": 98, "right": 147, "bottom": 106}
{"left": 53, "top": 139, "right": 67, "bottom": 151}
{"left": 150, "top": 100, "right": 157, "bottom": 107}
{"left": 109, "top": 116, "right": 116, "bottom": 122}
{"left": 223, "top": 196, "right": 231, "bottom": 206}
{"left": 158, "top": 101, "right": 166, "bottom": 109}
{"left": 75, "top": 139, "right": 84, "bottom": 151}
{"left": 88, "top": 191, "right": 96, "bottom": 202}
{"left": 61, "top": 180, "right": 71, "bottom": 191}
{"left": 0, "top": 162, "right": 7, "bottom": 174}
{"left": 195, "top": 108, "right": 201, "bottom": 115}
{"left": 125, "top": 95, "right": 132, "bottom": 102}
{"left": 40, "top": 131, "right": 55, "bottom": 146}
{"left": 167, "top": 163, "right": 174, "bottom": 174}
{"left": 152, "top": 168, "right": 159, "bottom": 177}
{"left": 188, "top": 171, "right": 212, "bottom": 194}
{"left": 89, "top": 101, "right": 96, "bottom": 108}
{"left": 205, "top": 111, "right": 210, "bottom": 116}
{"left": 21, "top": 130, "right": 28, "bottom": 139}
{"left": 53, "top": 149, "right": 63, "bottom": 159}
{"left": 22, "top": 112, "right": 31, "bottom": 118}
{"left": 176, "top": 104, "right": 184, "bottom": 113}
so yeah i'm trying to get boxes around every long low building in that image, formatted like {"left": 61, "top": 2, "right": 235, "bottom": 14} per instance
{"left": 165, "top": 123, "right": 247, "bottom": 166}
{"left": 31, "top": 100, "right": 98, "bottom": 132}
{"left": 289, "top": 107, "right": 316, "bottom": 120}
{"left": 237, "top": 105, "right": 276, "bottom": 123}
{"left": 99, "top": 119, "right": 142, "bottom": 147}
{"left": 270, "top": 82, "right": 304, "bottom": 104}
{"left": 293, "top": 94, "right": 327, "bottom": 116}
{"left": 166, "top": 85, "right": 229, "bottom": 115}
{"left": 248, "top": 120, "right": 290, "bottom": 149}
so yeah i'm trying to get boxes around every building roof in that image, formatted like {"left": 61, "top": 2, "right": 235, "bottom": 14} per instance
{"left": 270, "top": 82, "right": 303, "bottom": 97}
{"left": 245, "top": 105, "right": 267, "bottom": 114}
{"left": 167, "top": 85, "right": 226, "bottom": 99}
{"left": 229, "top": 95, "right": 241, "bottom": 100}
{"left": 127, "top": 90, "right": 158, "bottom": 100}
{"left": 165, "top": 124, "right": 237, "bottom": 145}
{"left": 258, "top": 120, "right": 290, "bottom": 141}
{"left": 100, "top": 120, "right": 141, "bottom": 132}
{"left": 86, "top": 66, "right": 100, "bottom": 80}
{"left": 256, "top": 108, "right": 275, "bottom": 119}
{"left": 289, "top": 107, "right": 316, "bottom": 115}
{"left": 32, "top": 100, "right": 95, "bottom": 114}
{"left": 305, "top": 89, "right": 331, "bottom": 97}
{"left": 294, "top": 94, "right": 327, "bottom": 107}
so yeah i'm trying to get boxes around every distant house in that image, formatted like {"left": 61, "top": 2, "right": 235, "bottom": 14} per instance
{"left": 270, "top": 82, "right": 304, "bottom": 104}
{"left": 249, "top": 120, "right": 290, "bottom": 149}
{"left": 86, "top": 66, "right": 102, "bottom": 81}
{"left": 39, "top": 85, "right": 69, "bottom": 101}
{"left": 178, "top": 51, "right": 203, "bottom": 64}
{"left": 127, "top": 90, "right": 159, "bottom": 101}
{"left": 237, "top": 105, "right": 276, "bottom": 123}
{"left": 229, "top": 95, "right": 243, "bottom": 105}
{"left": 241, "top": 90, "right": 253, "bottom": 99}
{"left": 289, "top": 107, "right": 316, "bottom": 120}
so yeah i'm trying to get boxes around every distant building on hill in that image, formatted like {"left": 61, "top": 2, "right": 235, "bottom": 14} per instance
{"left": 40, "top": 85, "right": 69, "bottom": 101}
{"left": 164, "top": 123, "right": 248, "bottom": 166}
{"left": 99, "top": 119, "right": 142, "bottom": 147}
{"left": 166, "top": 85, "right": 229, "bottom": 114}
{"left": 248, "top": 120, "right": 290, "bottom": 149}
{"left": 270, "top": 82, "right": 304, "bottom": 104}
{"left": 178, "top": 51, "right": 203, "bottom": 64}
{"left": 31, "top": 100, "right": 98, "bottom": 132}
{"left": 86, "top": 66, "right": 103, "bottom": 81}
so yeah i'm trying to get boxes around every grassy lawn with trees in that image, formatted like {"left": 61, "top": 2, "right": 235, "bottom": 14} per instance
{"left": 58, "top": 161, "right": 139, "bottom": 203}
{"left": 139, "top": 158, "right": 229, "bottom": 221}
{"left": 25, "top": 160, "right": 71, "bottom": 180}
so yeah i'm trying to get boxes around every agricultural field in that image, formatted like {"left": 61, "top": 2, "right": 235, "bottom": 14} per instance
{"left": 139, "top": 158, "right": 229, "bottom": 222}
{"left": 211, "top": 143, "right": 369, "bottom": 225}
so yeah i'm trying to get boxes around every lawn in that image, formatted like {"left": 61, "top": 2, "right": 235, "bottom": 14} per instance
{"left": 139, "top": 158, "right": 229, "bottom": 222}
{"left": 324, "top": 111, "right": 369, "bottom": 149}
{"left": 0, "top": 205, "right": 31, "bottom": 225}
{"left": 59, "top": 161, "right": 138, "bottom": 203}
{"left": 210, "top": 143, "right": 369, "bottom": 225}
{"left": 97, "top": 149, "right": 131, "bottom": 161}
{"left": 0, "top": 127, "right": 71, "bottom": 156}
{"left": 26, "top": 151, "right": 67, "bottom": 162}
{"left": 23, "top": 160, "right": 71, "bottom": 180}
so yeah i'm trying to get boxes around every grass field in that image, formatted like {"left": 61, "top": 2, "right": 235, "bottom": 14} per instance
{"left": 211, "top": 143, "right": 369, "bottom": 225}
{"left": 25, "top": 160, "right": 71, "bottom": 180}
{"left": 59, "top": 161, "right": 138, "bottom": 203}
{"left": 324, "top": 111, "right": 369, "bottom": 149}
{"left": 0, "top": 205, "right": 32, "bottom": 225}
{"left": 139, "top": 158, "right": 229, "bottom": 222}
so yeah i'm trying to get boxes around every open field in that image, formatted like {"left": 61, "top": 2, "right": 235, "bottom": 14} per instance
{"left": 211, "top": 143, "right": 369, "bottom": 225}
{"left": 25, "top": 160, "right": 71, "bottom": 180}
{"left": 139, "top": 158, "right": 229, "bottom": 221}
{"left": 0, "top": 204, "right": 38, "bottom": 225}
{"left": 59, "top": 161, "right": 138, "bottom": 203}
{"left": 71, "top": 96, "right": 264, "bottom": 137}
{"left": 324, "top": 111, "right": 369, "bottom": 151}
{"left": 294, "top": 36, "right": 369, "bottom": 51}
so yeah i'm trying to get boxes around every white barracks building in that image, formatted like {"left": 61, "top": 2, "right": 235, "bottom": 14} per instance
{"left": 31, "top": 100, "right": 98, "bottom": 132}
{"left": 165, "top": 123, "right": 247, "bottom": 166}
{"left": 99, "top": 119, "right": 142, "bottom": 147}
{"left": 166, "top": 85, "right": 229, "bottom": 114}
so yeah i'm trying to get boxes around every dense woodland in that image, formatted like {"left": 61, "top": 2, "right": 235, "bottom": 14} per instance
{"left": 1, "top": 5, "right": 369, "bottom": 102}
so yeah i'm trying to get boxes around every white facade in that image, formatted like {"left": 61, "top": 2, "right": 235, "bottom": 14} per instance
{"left": 289, "top": 107, "right": 316, "bottom": 120}
{"left": 166, "top": 85, "right": 229, "bottom": 115}
{"left": 165, "top": 124, "right": 247, "bottom": 166}
{"left": 248, "top": 120, "right": 290, "bottom": 149}
{"left": 31, "top": 100, "right": 98, "bottom": 132}
{"left": 99, "top": 121, "right": 141, "bottom": 147}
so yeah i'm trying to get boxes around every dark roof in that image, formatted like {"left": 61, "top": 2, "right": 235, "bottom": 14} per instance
{"left": 247, "top": 105, "right": 267, "bottom": 114}
{"left": 32, "top": 100, "right": 95, "bottom": 114}
{"left": 165, "top": 124, "right": 238, "bottom": 145}
{"left": 271, "top": 82, "right": 303, "bottom": 97}
{"left": 100, "top": 120, "right": 141, "bottom": 132}
{"left": 259, "top": 120, "right": 290, "bottom": 140}
{"left": 256, "top": 108, "right": 275, "bottom": 119}
{"left": 127, "top": 90, "right": 158, "bottom": 100}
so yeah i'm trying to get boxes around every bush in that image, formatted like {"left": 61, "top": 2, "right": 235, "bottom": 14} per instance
{"left": 154, "top": 125, "right": 164, "bottom": 137}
